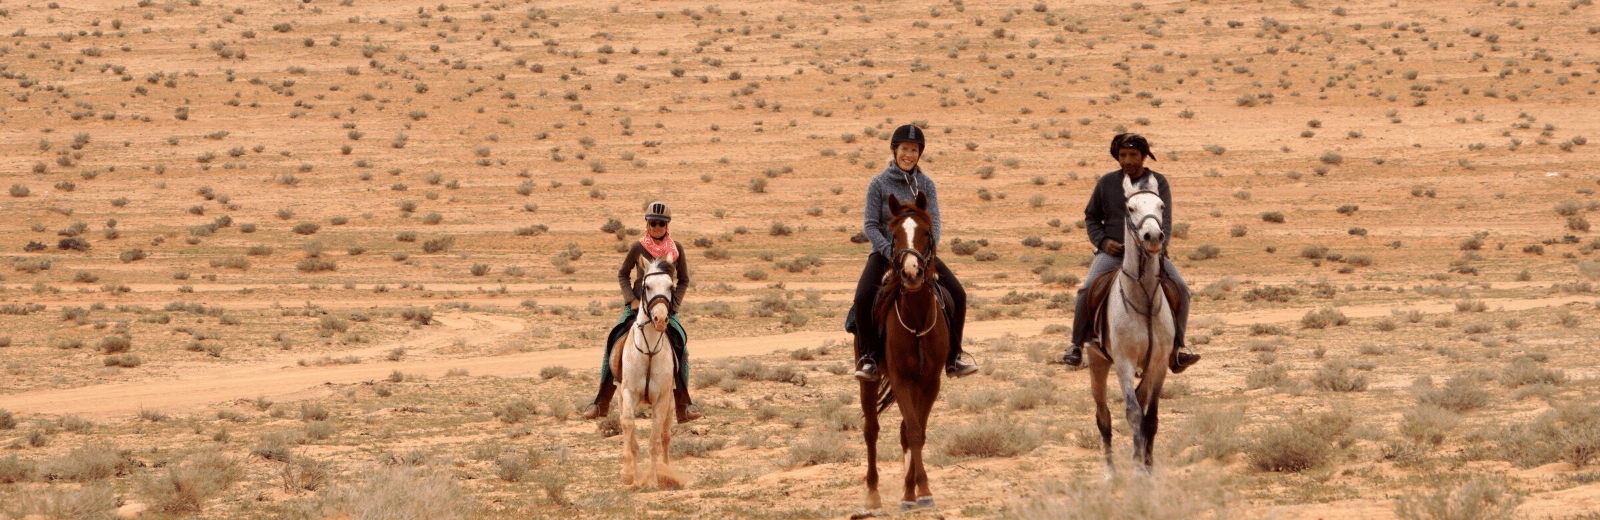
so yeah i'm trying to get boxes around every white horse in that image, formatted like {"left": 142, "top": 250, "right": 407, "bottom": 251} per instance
{"left": 1088, "top": 173, "right": 1175, "bottom": 474}
{"left": 611, "top": 258, "right": 685, "bottom": 488}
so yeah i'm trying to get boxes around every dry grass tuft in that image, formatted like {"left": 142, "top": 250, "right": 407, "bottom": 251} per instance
{"left": 1394, "top": 476, "right": 1521, "bottom": 520}
{"left": 142, "top": 451, "right": 243, "bottom": 513}
{"left": 1009, "top": 471, "right": 1232, "bottom": 520}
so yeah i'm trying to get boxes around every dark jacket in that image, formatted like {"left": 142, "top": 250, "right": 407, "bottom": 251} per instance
{"left": 864, "top": 163, "right": 941, "bottom": 259}
{"left": 1085, "top": 169, "right": 1172, "bottom": 253}
{"left": 618, "top": 241, "right": 690, "bottom": 312}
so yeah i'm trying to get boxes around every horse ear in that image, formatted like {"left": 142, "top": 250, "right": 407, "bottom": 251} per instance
{"left": 1121, "top": 174, "right": 1137, "bottom": 197}
{"left": 886, "top": 193, "right": 903, "bottom": 215}
{"left": 915, "top": 191, "right": 928, "bottom": 211}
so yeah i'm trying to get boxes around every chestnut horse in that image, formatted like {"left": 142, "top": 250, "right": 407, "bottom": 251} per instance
{"left": 859, "top": 192, "right": 947, "bottom": 511}
{"left": 1088, "top": 173, "right": 1175, "bottom": 474}
{"left": 612, "top": 258, "right": 685, "bottom": 488}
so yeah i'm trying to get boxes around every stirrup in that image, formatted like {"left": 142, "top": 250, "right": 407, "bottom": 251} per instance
{"left": 1061, "top": 344, "right": 1084, "bottom": 367}
{"left": 580, "top": 401, "right": 602, "bottom": 419}
{"left": 1172, "top": 348, "right": 1201, "bottom": 374}
{"left": 854, "top": 355, "right": 881, "bottom": 383}
{"left": 946, "top": 357, "right": 978, "bottom": 378}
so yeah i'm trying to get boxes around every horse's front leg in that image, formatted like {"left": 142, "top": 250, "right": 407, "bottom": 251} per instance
{"left": 619, "top": 388, "right": 639, "bottom": 487}
{"left": 860, "top": 375, "right": 882, "bottom": 510}
{"left": 1114, "top": 359, "right": 1147, "bottom": 471}
{"left": 1089, "top": 353, "right": 1115, "bottom": 478}
{"left": 651, "top": 387, "right": 684, "bottom": 488}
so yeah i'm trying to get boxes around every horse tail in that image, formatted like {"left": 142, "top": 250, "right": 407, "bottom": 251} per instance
{"left": 875, "top": 379, "right": 895, "bottom": 415}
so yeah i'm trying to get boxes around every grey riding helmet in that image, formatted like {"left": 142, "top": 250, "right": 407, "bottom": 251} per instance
{"left": 645, "top": 200, "right": 671, "bottom": 222}
{"left": 889, "top": 124, "right": 926, "bottom": 152}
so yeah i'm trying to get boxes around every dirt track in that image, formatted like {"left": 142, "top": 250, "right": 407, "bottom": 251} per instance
{"left": 4, "top": 293, "right": 1587, "bottom": 418}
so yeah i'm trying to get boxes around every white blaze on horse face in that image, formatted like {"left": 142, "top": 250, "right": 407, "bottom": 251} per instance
{"left": 900, "top": 218, "right": 920, "bottom": 277}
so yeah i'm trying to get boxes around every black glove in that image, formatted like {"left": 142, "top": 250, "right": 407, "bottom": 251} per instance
{"left": 1103, "top": 240, "right": 1124, "bottom": 256}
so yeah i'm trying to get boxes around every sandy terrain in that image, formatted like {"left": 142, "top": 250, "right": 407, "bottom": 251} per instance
{"left": 0, "top": 0, "right": 1599, "bottom": 518}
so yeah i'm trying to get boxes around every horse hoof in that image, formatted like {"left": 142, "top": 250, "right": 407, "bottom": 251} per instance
{"left": 916, "top": 496, "right": 935, "bottom": 508}
{"left": 900, "top": 501, "right": 917, "bottom": 511}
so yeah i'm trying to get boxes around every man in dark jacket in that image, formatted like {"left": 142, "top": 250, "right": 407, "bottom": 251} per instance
{"left": 1061, "top": 134, "right": 1200, "bottom": 373}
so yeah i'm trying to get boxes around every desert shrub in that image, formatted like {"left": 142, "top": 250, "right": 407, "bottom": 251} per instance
{"left": 422, "top": 236, "right": 455, "bottom": 253}
{"left": 1417, "top": 374, "right": 1491, "bottom": 412}
{"left": 0, "top": 454, "right": 35, "bottom": 483}
{"left": 495, "top": 400, "right": 538, "bottom": 424}
{"left": 1187, "top": 244, "right": 1220, "bottom": 260}
{"left": 142, "top": 451, "right": 243, "bottom": 513}
{"left": 951, "top": 240, "right": 980, "bottom": 255}
{"left": 119, "top": 249, "right": 146, "bottom": 263}
{"left": 1394, "top": 478, "right": 1522, "bottom": 520}
{"left": 539, "top": 366, "right": 569, "bottom": 380}
{"left": 97, "top": 335, "right": 131, "bottom": 354}
{"left": 292, "top": 222, "right": 321, "bottom": 235}
{"left": 1008, "top": 472, "right": 1231, "bottom": 520}
{"left": 1172, "top": 406, "right": 1246, "bottom": 464}
{"left": 1499, "top": 357, "right": 1565, "bottom": 388}
{"left": 1244, "top": 365, "right": 1289, "bottom": 390}
{"left": 0, "top": 409, "right": 15, "bottom": 430}
{"left": 1299, "top": 245, "right": 1329, "bottom": 259}
{"left": 942, "top": 417, "right": 1041, "bottom": 459}
{"left": 743, "top": 268, "right": 768, "bottom": 281}
{"left": 786, "top": 433, "right": 856, "bottom": 467}
{"left": 1245, "top": 412, "right": 1352, "bottom": 473}
{"left": 299, "top": 403, "right": 331, "bottom": 422}
{"left": 43, "top": 442, "right": 137, "bottom": 481}
{"left": 1400, "top": 404, "right": 1458, "bottom": 446}
{"left": 1311, "top": 361, "right": 1369, "bottom": 392}
{"left": 297, "top": 258, "right": 337, "bottom": 272}
{"left": 670, "top": 433, "right": 728, "bottom": 459}
{"left": 293, "top": 467, "right": 470, "bottom": 520}
{"left": 1261, "top": 211, "right": 1285, "bottom": 223}
{"left": 1300, "top": 308, "right": 1349, "bottom": 329}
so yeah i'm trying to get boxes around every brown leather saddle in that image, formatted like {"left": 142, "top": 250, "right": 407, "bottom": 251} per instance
{"left": 1083, "top": 268, "right": 1182, "bottom": 361}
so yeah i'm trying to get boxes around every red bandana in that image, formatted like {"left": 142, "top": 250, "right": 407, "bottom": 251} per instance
{"left": 640, "top": 233, "right": 676, "bottom": 263}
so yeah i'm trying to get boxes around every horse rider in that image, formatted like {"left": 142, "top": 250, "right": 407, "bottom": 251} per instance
{"left": 1061, "top": 133, "right": 1200, "bottom": 373}
{"left": 581, "top": 201, "right": 703, "bottom": 422}
{"left": 852, "top": 124, "right": 979, "bottom": 382}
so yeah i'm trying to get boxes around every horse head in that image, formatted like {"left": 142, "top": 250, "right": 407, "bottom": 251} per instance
{"left": 639, "top": 258, "right": 676, "bottom": 333}
{"left": 1121, "top": 174, "right": 1166, "bottom": 256}
{"left": 886, "top": 192, "right": 935, "bottom": 291}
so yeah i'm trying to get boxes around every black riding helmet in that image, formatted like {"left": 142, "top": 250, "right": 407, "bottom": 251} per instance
{"left": 889, "top": 124, "right": 926, "bottom": 153}
{"left": 1110, "top": 133, "right": 1156, "bottom": 161}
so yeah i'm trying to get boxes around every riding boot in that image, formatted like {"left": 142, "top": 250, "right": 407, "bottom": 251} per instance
{"left": 854, "top": 338, "right": 882, "bottom": 383}
{"left": 1064, "top": 288, "right": 1092, "bottom": 367}
{"left": 945, "top": 339, "right": 978, "bottom": 378}
{"left": 1062, "top": 343, "right": 1085, "bottom": 367}
{"left": 674, "top": 389, "right": 701, "bottom": 423}
{"left": 581, "top": 382, "right": 616, "bottom": 419}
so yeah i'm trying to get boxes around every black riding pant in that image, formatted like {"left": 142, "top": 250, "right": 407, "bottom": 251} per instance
{"left": 853, "top": 252, "right": 967, "bottom": 363}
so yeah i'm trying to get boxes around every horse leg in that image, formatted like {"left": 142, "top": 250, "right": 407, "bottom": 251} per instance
{"left": 653, "top": 390, "right": 683, "bottom": 488}
{"left": 1135, "top": 363, "right": 1167, "bottom": 471}
{"left": 619, "top": 388, "right": 639, "bottom": 487}
{"left": 912, "top": 382, "right": 938, "bottom": 508}
{"left": 1089, "top": 355, "right": 1115, "bottom": 478}
{"left": 860, "top": 376, "right": 882, "bottom": 510}
{"left": 896, "top": 391, "right": 926, "bottom": 509}
{"left": 1114, "top": 360, "right": 1147, "bottom": 471}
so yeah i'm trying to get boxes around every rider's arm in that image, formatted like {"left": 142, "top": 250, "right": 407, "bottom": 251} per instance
{"left": 923, "top": 175, "right": 942, "bottom": 251}
{"left": 618, "top": 242, "right": 641, "bottom": 305}
{"left": 1159, "top": 172, "right": 1173, "bottom": 251}
{"left": 671, "top": 243, "right": 690, "bottom": 311}
{"left": 1085, "top": 175, "right": 1109, "bottom": 250}
{"left": 863, "top": 177, "right": 893, "bottom": 259}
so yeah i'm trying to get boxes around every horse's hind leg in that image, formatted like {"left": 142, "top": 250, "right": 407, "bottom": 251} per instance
{"left": 860, "top": 377, "right": 882, "bottom": 510}
{"left": 1089, "top": 357, "right": 1115, "bottom": 477}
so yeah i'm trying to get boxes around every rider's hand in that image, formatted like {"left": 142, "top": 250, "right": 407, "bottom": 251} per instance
{"left": 629, "top": 299, "right": 639, "bottom": 310}
{"left": 1103, "top": 240, "right": 1124, "bottom": 256}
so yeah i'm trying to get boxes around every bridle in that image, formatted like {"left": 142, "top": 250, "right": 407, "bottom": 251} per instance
{"left": 632, "top": 269, "right": 674, "bottom": 397}
{"left": 1115, "top": 186, "right": 1166, "bottom": 371}
{"left": 888, "top": 210, "right": 942, "bottom": 337}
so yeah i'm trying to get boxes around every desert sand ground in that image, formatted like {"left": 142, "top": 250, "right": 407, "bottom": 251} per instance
{"left": 0, "top": 0, "right": 1599, "bottom": 518}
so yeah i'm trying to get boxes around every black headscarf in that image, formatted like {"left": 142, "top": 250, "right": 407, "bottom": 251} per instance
{"left": 1110, "top": 133, "right": 1156, "bottom": 161}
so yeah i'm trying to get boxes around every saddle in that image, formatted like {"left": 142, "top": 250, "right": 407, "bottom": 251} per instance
{"left": 1084, "top": 269, "right": 1182, "bottom": 352}
{"left": 844, "top": 284, "right": 953, "bottom": 337}
{"left": 606, "top": 315, "right": 687, "bottom": 384}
